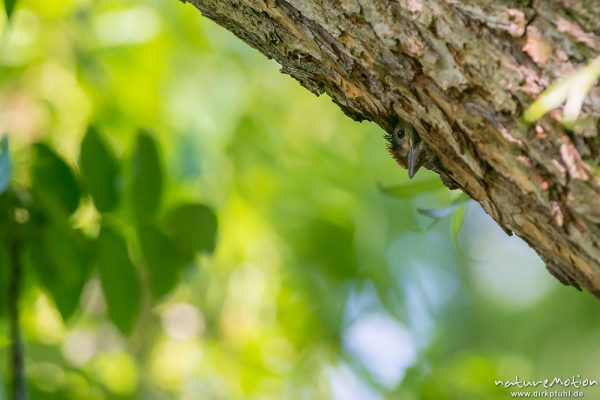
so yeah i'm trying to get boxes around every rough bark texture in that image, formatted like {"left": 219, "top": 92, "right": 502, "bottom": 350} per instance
{"left": 182, "top": 0, "right": 600, "bottom": 297}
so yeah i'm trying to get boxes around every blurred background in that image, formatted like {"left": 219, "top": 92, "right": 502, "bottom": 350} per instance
{"left": 0, "top": 0, "right": 599, "bottom": 399}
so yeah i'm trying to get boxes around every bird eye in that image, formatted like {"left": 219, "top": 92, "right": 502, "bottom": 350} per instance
{"left": 395, "top": 127, "right": 405, "bottom": 140}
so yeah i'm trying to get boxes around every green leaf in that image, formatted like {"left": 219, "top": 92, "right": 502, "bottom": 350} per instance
{"left": 138, "top": 224, "right": 183, "bottom": 300}
{"left": 417, "top": 193, "right": 470, "bottom": 220}
{"left": 452, "top": 192, "right": 470, "bottom": 205}
{"left": 451, "top": 203, "right": 467, "bottom": 245}
{"left": 24, "top": 225, "right": 92, "bottom": 320}
{"left": 0, "top": 136, "right": 10, "bottom": 195}
{"left": 164, "top": 203, "right": 218, "bottom": 256}
{"left": 378, "top": 178, "right": 442, "bottom": 198}
{"left": 96, "top": 226, "right": 141, "bottom": 334}
{"left": 4, "top": 0, "right": 17, "bottom": 20}
{"left": 130, "top": 131, "right": 163, "bottom": 219}
{"left": 417, "top": 204, "right": 460, "bottom": 220}
{"left": 79, "top": 126, "right": 121, "bottom": 213}
{"left": 31, "top": 144, "right": 81, "bottom": 218}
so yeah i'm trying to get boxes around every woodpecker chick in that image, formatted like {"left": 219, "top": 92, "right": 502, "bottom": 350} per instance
{"left": 386, "top": 120, "right": 426, "bottom": 179}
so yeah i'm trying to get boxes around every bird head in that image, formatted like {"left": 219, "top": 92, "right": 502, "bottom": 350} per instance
{"left": 386, "top": 120, "right": 424, "bottom": 179}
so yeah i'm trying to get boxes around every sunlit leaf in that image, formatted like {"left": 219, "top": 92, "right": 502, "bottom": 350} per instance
{"left": 523, "top": 56, "right": 600, "bottom": 124}
{"left": 378, "top": 178, "right": 442, "bottom": 198}
{"left": 24, "top": 225, "right": 92, "bottom": 320}
{"left": 522, "top": 79, "right": 571, "bottom": 124}
{"left": 30, "top": 144, "right": 81, "bottom": 218}
{"left": 0, "top": 136, "right": 10, "bottom": 195}
{"left": 164, "top": 203, "right": 218, "bottom": 256}
{"left": 563, "top": 57, "right": 600, "bottom": 122}
{"left": 96, "top": 226, "right": 141, "bottom": 334}
{"left": 79, "top": 126, "right": 121, "bottom": 213}
{"left": 130, "top": 131, "right": 163, "bottom": 219}
{"left": 4, "top": 0, "right": 17, "bottom": 19}
{"left": 138, "top": 224, "right": 183, "bottom": 300}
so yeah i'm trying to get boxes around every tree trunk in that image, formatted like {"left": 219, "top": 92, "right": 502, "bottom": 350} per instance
{"left": 182, "top": 0, "right": 600, "bottom": 297}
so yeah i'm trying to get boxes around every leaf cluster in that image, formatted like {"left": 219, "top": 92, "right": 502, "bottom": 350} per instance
{"left": 0, "top": 128, "right": 218, "bottom": 334}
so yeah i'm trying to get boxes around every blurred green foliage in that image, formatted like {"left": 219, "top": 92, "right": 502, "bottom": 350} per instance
{"left": 4, "top": 123, "right": 217, "bottom": 333}
{"left": 0, "top": 0, "right": 599, "bottom": 399}
{"left": 80, "top": 126, "right": 120, "bottom": 213}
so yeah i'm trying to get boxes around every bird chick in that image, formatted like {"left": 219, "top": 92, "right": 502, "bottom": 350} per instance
{"left": 385, "top": 119, "right": 461, "bottom": 190}
{"left": 386, "top": 120, "right": 426, "bottom": 179}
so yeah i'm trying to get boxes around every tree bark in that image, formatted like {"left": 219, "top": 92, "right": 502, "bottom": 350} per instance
{"left": 182, "top": 0, "right": 600, "bottom": 297}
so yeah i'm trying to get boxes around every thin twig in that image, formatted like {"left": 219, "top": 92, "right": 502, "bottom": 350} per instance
{"left": 8, "top": 236, "right": 26, "bottom": 400}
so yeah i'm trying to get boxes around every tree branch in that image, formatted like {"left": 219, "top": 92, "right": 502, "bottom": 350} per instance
{"left": 181, "top": 0, "right": 600, "bottom": 297}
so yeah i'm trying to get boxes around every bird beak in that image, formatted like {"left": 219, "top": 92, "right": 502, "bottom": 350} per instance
{"left": 407, "top": 140, "right": 421, "bottom": 179}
